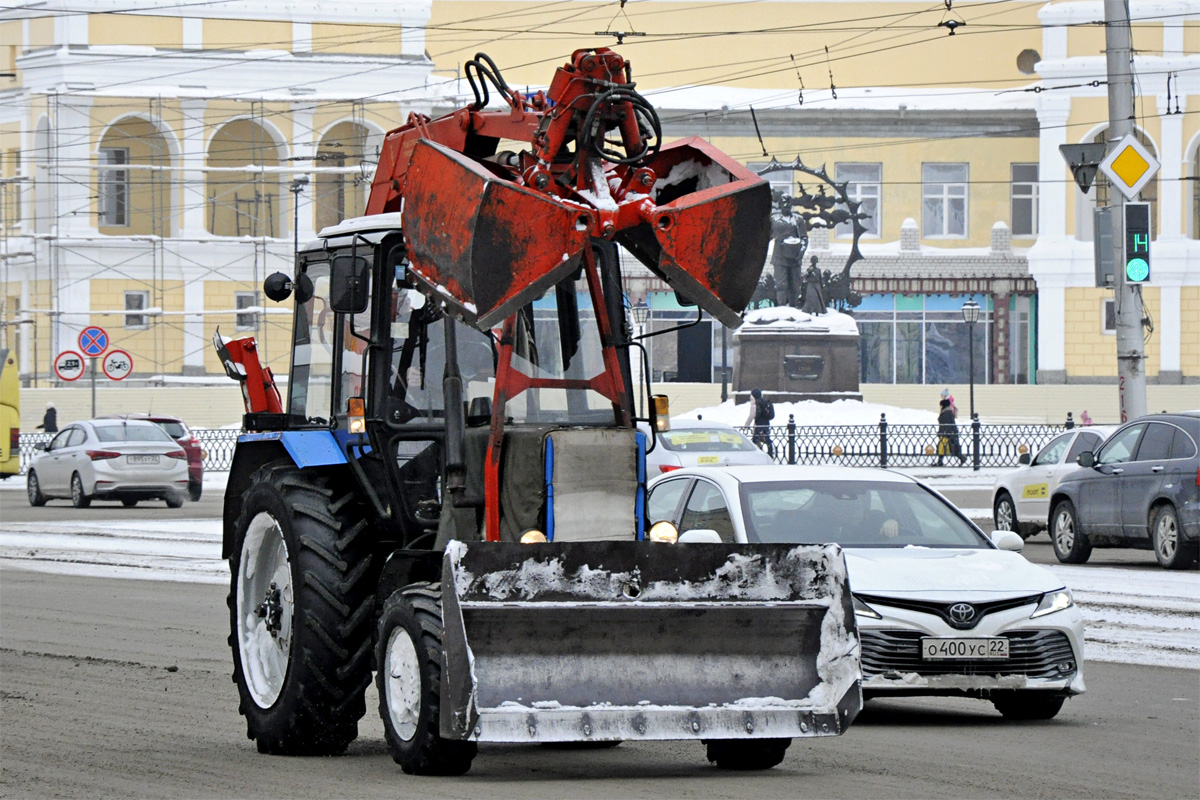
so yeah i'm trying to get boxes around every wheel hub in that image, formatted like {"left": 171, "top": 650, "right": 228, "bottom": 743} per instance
{"left": 237, "top": 512, "right": 293, "bottom": 709}
{"left": 385, "top": 627, "right": 422, "bottom": 742}
{"left": 256, "top": 582, "right": 284, "bottom": 638}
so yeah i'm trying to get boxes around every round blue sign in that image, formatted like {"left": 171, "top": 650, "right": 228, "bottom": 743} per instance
{"left": 79, "top": 326, "right": 109, "bottom": 357}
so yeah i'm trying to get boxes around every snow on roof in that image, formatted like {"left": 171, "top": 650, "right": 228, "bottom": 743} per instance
{"left": 643, "top": 84, "right": 1040, "bottom": 114}
{"left": 318, "top": 212, "right": 405, "bottom": 238}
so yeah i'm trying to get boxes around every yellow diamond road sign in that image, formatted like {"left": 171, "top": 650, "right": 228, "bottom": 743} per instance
{"left": 1098, "top": 134, "right": 1160, "bottom": 200}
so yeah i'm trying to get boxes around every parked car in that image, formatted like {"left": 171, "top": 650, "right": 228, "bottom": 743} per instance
{"left": 26, "top": 419, "right": 190, "bottom": 508}
{"left": 647, "top": 465, "right": 1085, "bottom": 719}
{"left": 99, "top": 413, "right": 204, "bottom": 500}
{"left": 992, "top": 426, "right": 1115, "bottom": 538}
{"left": 640, "top": 418, "right": 773, "bottom": 475}
{"left": 1049, "top": 412, "right": 1200, "bottom": 569}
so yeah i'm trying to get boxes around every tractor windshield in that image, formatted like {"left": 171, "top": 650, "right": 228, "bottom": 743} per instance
{"left": 388, "top": 287, "right": 495, "bottom": 424}
{"left": 505, "top": 272, "right": 617, "bottom": 425}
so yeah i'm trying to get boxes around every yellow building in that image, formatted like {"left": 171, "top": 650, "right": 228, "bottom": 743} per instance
{"left": 2, "top": 0, "right": 1196, "bottom": 390}
{"left": 0, "top": 0, "right": 435, "bottom": 382}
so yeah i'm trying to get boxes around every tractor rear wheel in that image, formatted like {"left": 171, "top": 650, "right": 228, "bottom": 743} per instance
{"left": 228, "top": 461, "right": 375, "bottom": 755}
{"left": 376, "top": 582, "right": 477, "bottom": 775}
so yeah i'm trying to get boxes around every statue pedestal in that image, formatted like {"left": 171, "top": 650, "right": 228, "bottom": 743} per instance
{"left": 733, "top": 306, "right": 862, "bottom": 403}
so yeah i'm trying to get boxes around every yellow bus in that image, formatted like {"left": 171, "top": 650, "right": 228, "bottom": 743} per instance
{"left": 0, "top": 348, "right": 18, "bottom": 478}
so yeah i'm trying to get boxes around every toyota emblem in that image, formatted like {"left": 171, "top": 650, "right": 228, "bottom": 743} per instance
{"left": 948, "top": 603, "right": 976, "bottom": 624}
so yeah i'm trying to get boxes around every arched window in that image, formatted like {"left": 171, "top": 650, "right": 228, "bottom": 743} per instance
{"left": 314, "top": 121, "right": 377, "bottom": 232}
{"left": 207, "top": 120, "right": 282, "bottom": 237}
{"left": 97, "top": 117, "right": 173, "bottom": 236}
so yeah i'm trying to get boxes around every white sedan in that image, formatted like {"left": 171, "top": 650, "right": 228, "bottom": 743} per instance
{"left": 992, "top": 427, "right": 1114, "bottom": 538}
{"left": 641, "top": 418, "right": 773, "bottom": 476}
{"left": 647, "top": 465, "right": 1085, "bottom": 720}
{"left": 27, "top": 419, "right": 190, "bottom": 508}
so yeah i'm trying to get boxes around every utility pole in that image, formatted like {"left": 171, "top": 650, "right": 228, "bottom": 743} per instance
{"left": 1104, "top": 0, "right": 1147, "bottom": 421}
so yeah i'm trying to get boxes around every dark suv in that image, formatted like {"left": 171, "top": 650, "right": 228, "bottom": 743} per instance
{"left": 1049, "top": 412, "right": 1199, "bottom": 569}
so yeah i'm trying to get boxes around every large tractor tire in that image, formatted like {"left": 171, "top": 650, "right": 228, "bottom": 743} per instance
{"left": 376, "top": 582, "right": 477, "bottom": 775}
{"left": 228, "top": 461, "right": 376, "bottom": 755}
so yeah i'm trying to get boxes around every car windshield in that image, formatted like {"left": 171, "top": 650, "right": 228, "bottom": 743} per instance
{"left": 93, "top": 424, "right": 175, "bottom": 443}
{"left": 660, "top": 428, "right": 756, "bottom": 452}
{"left": 739, "top": 480, "right": 988, "bottom": 548}
{"left": 152, "top": 421, "right": 187, "bottom": 438}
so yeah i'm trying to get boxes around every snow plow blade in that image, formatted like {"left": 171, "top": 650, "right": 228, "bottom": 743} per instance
{"left": 439, "top": 541, "right": 861, "bottom": 743}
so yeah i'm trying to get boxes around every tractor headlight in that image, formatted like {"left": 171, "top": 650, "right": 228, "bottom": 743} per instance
{"left": 648, "top": 521, "right": 679, "bottom": 544}
{"left": 520, "top": 529, "right": 547, "bottom": 544}
{"left": 1031, "top": 588, "right": 1073, "bottom": 618}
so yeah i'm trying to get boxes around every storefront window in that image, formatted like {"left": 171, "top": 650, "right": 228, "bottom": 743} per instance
{"left": 856, "top": 294, "right": 993, "bottom": 385}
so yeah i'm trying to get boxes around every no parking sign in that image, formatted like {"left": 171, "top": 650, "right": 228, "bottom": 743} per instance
{"left": 79, "top": 325, "right": 109, "bottom": 357}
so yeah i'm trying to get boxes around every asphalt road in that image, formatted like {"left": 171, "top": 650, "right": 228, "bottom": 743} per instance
{"left": 2, "top": 567, "right": 1196, "bottom": 799}
{"left": 2, "top": 481, "right": 1163, "bottom": 568}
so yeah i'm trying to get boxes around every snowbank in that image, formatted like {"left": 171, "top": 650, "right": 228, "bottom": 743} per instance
{"left": 684, "top": 398, "right": 938, "bottom": 427}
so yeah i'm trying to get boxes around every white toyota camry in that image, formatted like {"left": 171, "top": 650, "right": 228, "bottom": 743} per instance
{"left": 647, "top": 465, "right": 1085, "bottom": 720}
{"left": 991, "top": 426, "right": 1115, "bottom": 538}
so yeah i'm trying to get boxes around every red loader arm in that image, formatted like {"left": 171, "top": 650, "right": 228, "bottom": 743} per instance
{"left": 367, "top": 49, "right": 772, "bottom": 329}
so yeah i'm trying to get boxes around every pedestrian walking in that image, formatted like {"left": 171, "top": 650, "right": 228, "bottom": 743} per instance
{"left": 745, "top": 388, "right": 776, "bottom": 458}
{"left": 1080, "top": 410, "right": 1093, "bottom": 426}
{"left": 939, "top": 388, "right": 957, "bottom": 417}
{"left": 936, "top": 398, "right": 964, "bottom": 466}
{"left": 38, "top": 402, "right": 58, "bottom": 433}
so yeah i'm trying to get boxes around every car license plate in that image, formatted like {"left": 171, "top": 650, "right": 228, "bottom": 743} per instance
{"left": 921, "top": 637, "right": 1008, "bottom": 660}
{"left": 127, "top": 455, "right": 159, "bottom": 465}
{"left": 697, "top": 455, "right": 718, "bottom": 464}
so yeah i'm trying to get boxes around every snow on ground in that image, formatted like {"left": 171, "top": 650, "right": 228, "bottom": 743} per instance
{"left": 0, "top": 515, "right": 1193, "bottom": 669}
{"left": 684, "top": 398, "right": 938, "bottom": 427}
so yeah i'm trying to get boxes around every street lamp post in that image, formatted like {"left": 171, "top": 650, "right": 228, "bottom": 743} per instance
{"left": 961, "top": 299, "right": 981, "bottom": 471}
{"left": 960, "top": 300, "right": 980, "bottom": 418}
{"left": 631, "top": 300, "right": 650, "bottom": 416}
{"left": 290, "top": 176, "right": 309, "bottom": 264}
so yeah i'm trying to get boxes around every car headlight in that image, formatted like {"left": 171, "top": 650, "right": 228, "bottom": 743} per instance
{"left": 853, "top": 595, "right": 881, "bottom": 620}
{"left": 1031, "top": 588, "right": 1073, "bottom": 618}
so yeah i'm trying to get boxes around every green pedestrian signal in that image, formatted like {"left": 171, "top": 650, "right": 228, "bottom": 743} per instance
{"left": 1123, "top": 203, "right": 1151, "bottom": 284}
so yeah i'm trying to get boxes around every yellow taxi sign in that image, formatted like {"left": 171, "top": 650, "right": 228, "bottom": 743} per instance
{"left": 1098, "top": 134, "right": 1160, "bottom": 200}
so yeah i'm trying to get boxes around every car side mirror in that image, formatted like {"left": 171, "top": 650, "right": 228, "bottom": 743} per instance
{"left": 1018, "top": 452, "right": 1031, "bottom": 466}
{"left": 1077, "top": 451, "right": 1095, "bottom": 468}
{"left": 678, "top": 529, "right": 723, "bottom": 544}
{"left": 35, "top": 442, "right": 48, "bottom": 452}
{"left": 329, "top": 254, "right": 371, "bottom": 314}
{"left": 990, "top": 530, "right": 1024, "bottom": 552}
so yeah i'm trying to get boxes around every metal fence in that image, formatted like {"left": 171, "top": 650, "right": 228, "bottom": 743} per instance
{"left": 14, "top": 428, "right": 242, "bottom": 476}
{"left": 14, "top": 416, "right": 1066, "bottom": 476}
{"left": 738, "top": 414, "right": 1068, "bottom": 470}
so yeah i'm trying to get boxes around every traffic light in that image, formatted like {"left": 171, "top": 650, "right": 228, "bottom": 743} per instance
{"left": 1124, "top": 203, "right": 1150, "bottom": 284}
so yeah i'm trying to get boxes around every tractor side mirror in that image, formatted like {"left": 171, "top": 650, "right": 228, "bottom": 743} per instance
{"left": 1018, "top": 452, "right": 1031, "bottom": 466}
{"left": 1077, "top": 451, "right": 1095, "bottom": 468}
{"left": 330, "top": 255, "right": 371, "bottom": 314}
{"left": 263, "top": 272, "right": 314, "bottom": 304}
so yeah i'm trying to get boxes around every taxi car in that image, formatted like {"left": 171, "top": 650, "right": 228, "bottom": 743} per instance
{"left": 992, "top": 427, "right": 1114, "bottom": 538}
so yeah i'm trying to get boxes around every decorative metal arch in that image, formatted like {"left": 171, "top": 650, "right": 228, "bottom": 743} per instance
{"left": 754, "top": 157, "right": 868, "bottom": 311}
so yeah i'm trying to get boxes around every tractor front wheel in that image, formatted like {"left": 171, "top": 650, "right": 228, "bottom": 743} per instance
{"left": 228, "top": 461, "right": 375, "bottom": 755}
{"left": 376, "top": 582, "right": 477, "bottom": 775}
